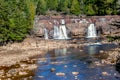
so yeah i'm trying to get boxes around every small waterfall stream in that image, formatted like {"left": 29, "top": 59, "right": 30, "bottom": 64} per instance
{"left": 44, "top": 28, "right": 49, "bottom": 39}
{"left": 86, "top": 24, "right": 97, "bottom": 38}
{"left": 53, "top": 25, "right": 60, "bottom": 39}
{"left": 59, "top": 25, "right": 68, "bottom": 39}
{"left": 53, "top": 19, "right": 69, "bottom": 39}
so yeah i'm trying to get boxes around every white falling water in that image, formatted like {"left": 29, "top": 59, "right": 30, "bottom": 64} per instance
{"left": 44, "top": 28, "right": 49, "bottom": 39}
{"left": 53, "top": 19, "right": 69, "bottom": 39}
{"left": 86, "top": 23, "right": 101, "bottom": 45}
{"left": 59, "top": 25, "right": 68, "bottom": 39}
{"left": 53, "top": 25, "right": 60, "bottom": 39}
{"left": 86, "top": 23, "right": 97, "bottom": 38}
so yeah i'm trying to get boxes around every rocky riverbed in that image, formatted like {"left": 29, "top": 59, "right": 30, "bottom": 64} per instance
{"left": 0, "top": 37, "right": 120, "bottom": 80}
{"left": 0, "top": 37, "right": 84, "bottom": 80}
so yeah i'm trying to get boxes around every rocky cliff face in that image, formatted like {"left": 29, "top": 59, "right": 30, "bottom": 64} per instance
{"left": 32, "top": 15, "right": 120, "bottom": 38}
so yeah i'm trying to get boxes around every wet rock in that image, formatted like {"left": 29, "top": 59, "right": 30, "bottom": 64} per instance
{"left": 73, "top": 65, "right": 77, "bottom": 67}
{"left": 114, "top": 73, "right": 117, "bottom": 76}
{"left": 102, "top": 72, "right": 110, "bottom": 76}
{"left": 64, "top": 65, "right": 68, "bottom": 68}
{"left": 20, "top": 63, "right": 28, "bottom": 68}
{"left": 95, "top": 61, "right": 102, "bottom": 66}
{"left": 22, "top": 78, "right": 28, "bottom": 80}
{"left": 50, "top": 68, "right": 56, "bottom": 72}
{"left": 19, "top": 71, "right": 28, "bottom": 76}
{"left": 100, "top": 50, "right": 104, "bottom": 53}
{"left": 27, "top": 64, "right": 37, "bottom": 70}
{"left": 38, "top": 76, "right": 44, "bottom": 78}
{"left": 7, "top": 69, "right": 18, "bottom": 75}
{"left": 56, "top": 72, "right": 65, "bottom": 76}
{"left": 6, "top": 73, "right": 12, "bottom": 77}
{"left": 72, "top": 72, "right": 79, "bottom": 75}
{"left": 7, "top": 78, "right": 12, "bottom": 80}
{"left": 0, "top": 70, "right": 5, "bottom": 75}
{"left": 75, "top": 76, "right": 78, "bottom": 79}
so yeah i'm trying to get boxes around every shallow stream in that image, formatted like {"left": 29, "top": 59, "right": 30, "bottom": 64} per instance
{"left": 33, "top": 44, "right": 120, "bottom": 80}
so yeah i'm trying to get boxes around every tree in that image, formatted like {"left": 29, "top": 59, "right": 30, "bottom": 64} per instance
{"left": 85, "top": 4, "right": 96, "bottom": 16}
{"left": 70, "top": 0, "right": 81, "bottom": 15}
{"left": 46, "top": 0, "right": 58, "bottom": 10}
{"left": 93, "top": 0, "right": 119, "bottom": 15}
{"left": 57, "top": 0, "right": 71, "bottom": 14}
{"left": 0, "top": 0, "right": 36, "bottom": 44}
{"left": 83, "top": 0, "right": 97, "bottom": 15}
{"left": 36, "top": 0, "right": 47, "bottom": 15}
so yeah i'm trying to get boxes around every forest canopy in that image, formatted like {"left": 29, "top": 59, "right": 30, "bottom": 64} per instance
{"left": 36, "top": 0, "right": 120, "bottom": 15}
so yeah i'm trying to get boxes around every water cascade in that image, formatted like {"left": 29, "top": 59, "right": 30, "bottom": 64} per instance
{"left": 53, "top": 19, "right": 69, "bottom": 39}
{"left": 59, "top": 24, "right": 68, "bottom": 39}
{"left": 86, "top": 23, "right": 97, "bottom": 38}
{"left": 44, "top": 28, "right": 49, "bottom": 39}
{"left": 86, "top": 23, "right": 101, "bottom": 45}
{"left": 53, "top": 25, "right": 60, "bottom": 39}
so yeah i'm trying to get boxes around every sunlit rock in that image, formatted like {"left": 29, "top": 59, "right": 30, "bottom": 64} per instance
{"left": 19, "top": 71, "right": 28, "bottom": 76}
{"left": 64, "top": 65, "right": 68, "bottom": 68}
{"left": 95, "top": 61, "right": 101, "bottom": 66}
{"left": 102, "top": 72, "right": 110, "bottom": 76}
{"left": 72, "top": 72, "right": 79, "bottom": 75}
{"left": 56, "top": 72, "right": 65, "bottom": 76}
{"left": 20, "top": 63, "right": 28, "bottom": 68}
{"left": 38, "top": 76, "right": 44, "bottom": 78}
{"left": 50, "top": 68, "right": 56, "bottom": 72}
{"left": 73, "top": 65, "right": 77, "bottom": 67}
{"left": 6, "top": 73, "right": 12, "bottom": 77}
{"left": 100, "top": 50, "right": 104, "bottom": 53}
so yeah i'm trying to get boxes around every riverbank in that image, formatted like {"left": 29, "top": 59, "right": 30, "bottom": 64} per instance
{"left": 0, "top": 37, "right": 119, "bottom": 80}
{"left": 0, "top": 37, "right": 84, "bottom": 66}
{"left": 0, "top": 37, "right": 85, "bottom": 80}
{"left": 0, "top": 37, "right": 119, "bottom": 66}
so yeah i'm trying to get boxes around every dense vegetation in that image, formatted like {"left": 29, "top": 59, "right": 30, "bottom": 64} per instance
{"left": 0, "top": 0, "right": 37, "bottom": 44}
{"left": 0, "top": 0, "right": 120, "bottom": 44}
{"left": 36, "top": 0, "right": 120, "bottom": 15}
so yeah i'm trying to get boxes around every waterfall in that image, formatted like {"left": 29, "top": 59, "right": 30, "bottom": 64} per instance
{"left": 59, "top": 25, "right": 68, "bottom": 39}
{"left": 53, "top": 19, "right": 69, "bottom": 39}
{"left": 53, "top": 25, "right": 60, "bottom": 39}
{"left": 86, "top": 23, "right": 101, "bottom": 45}
{"left": 86, "top": 24, "right": 97, "bottom": 38}
{"left": 44, "top": 28, "right": 49, "bottom": 39}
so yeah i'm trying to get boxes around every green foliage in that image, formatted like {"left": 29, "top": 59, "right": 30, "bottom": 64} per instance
{"left": 85, "top": 4, "right": 96, "bottom": 16}
{"left": 70, "top": 0, "right": 81, "bottom": 15}
{"left": 57, "top": 0, "right": 71, "bottom": 14}
{"left": 0, "top": 0, "right": 36, "bottom": 43}
{"left": 35, "top": 0, "right": 119, "bottom": 15}
{"left": 36, "top": 0, "right": 47, "bottom": 15}
{"left": 46, "top": 0, "right": 58, "bottom": 10}
{"left": 94, "top": 0, "right": 119, "bottom": 15}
